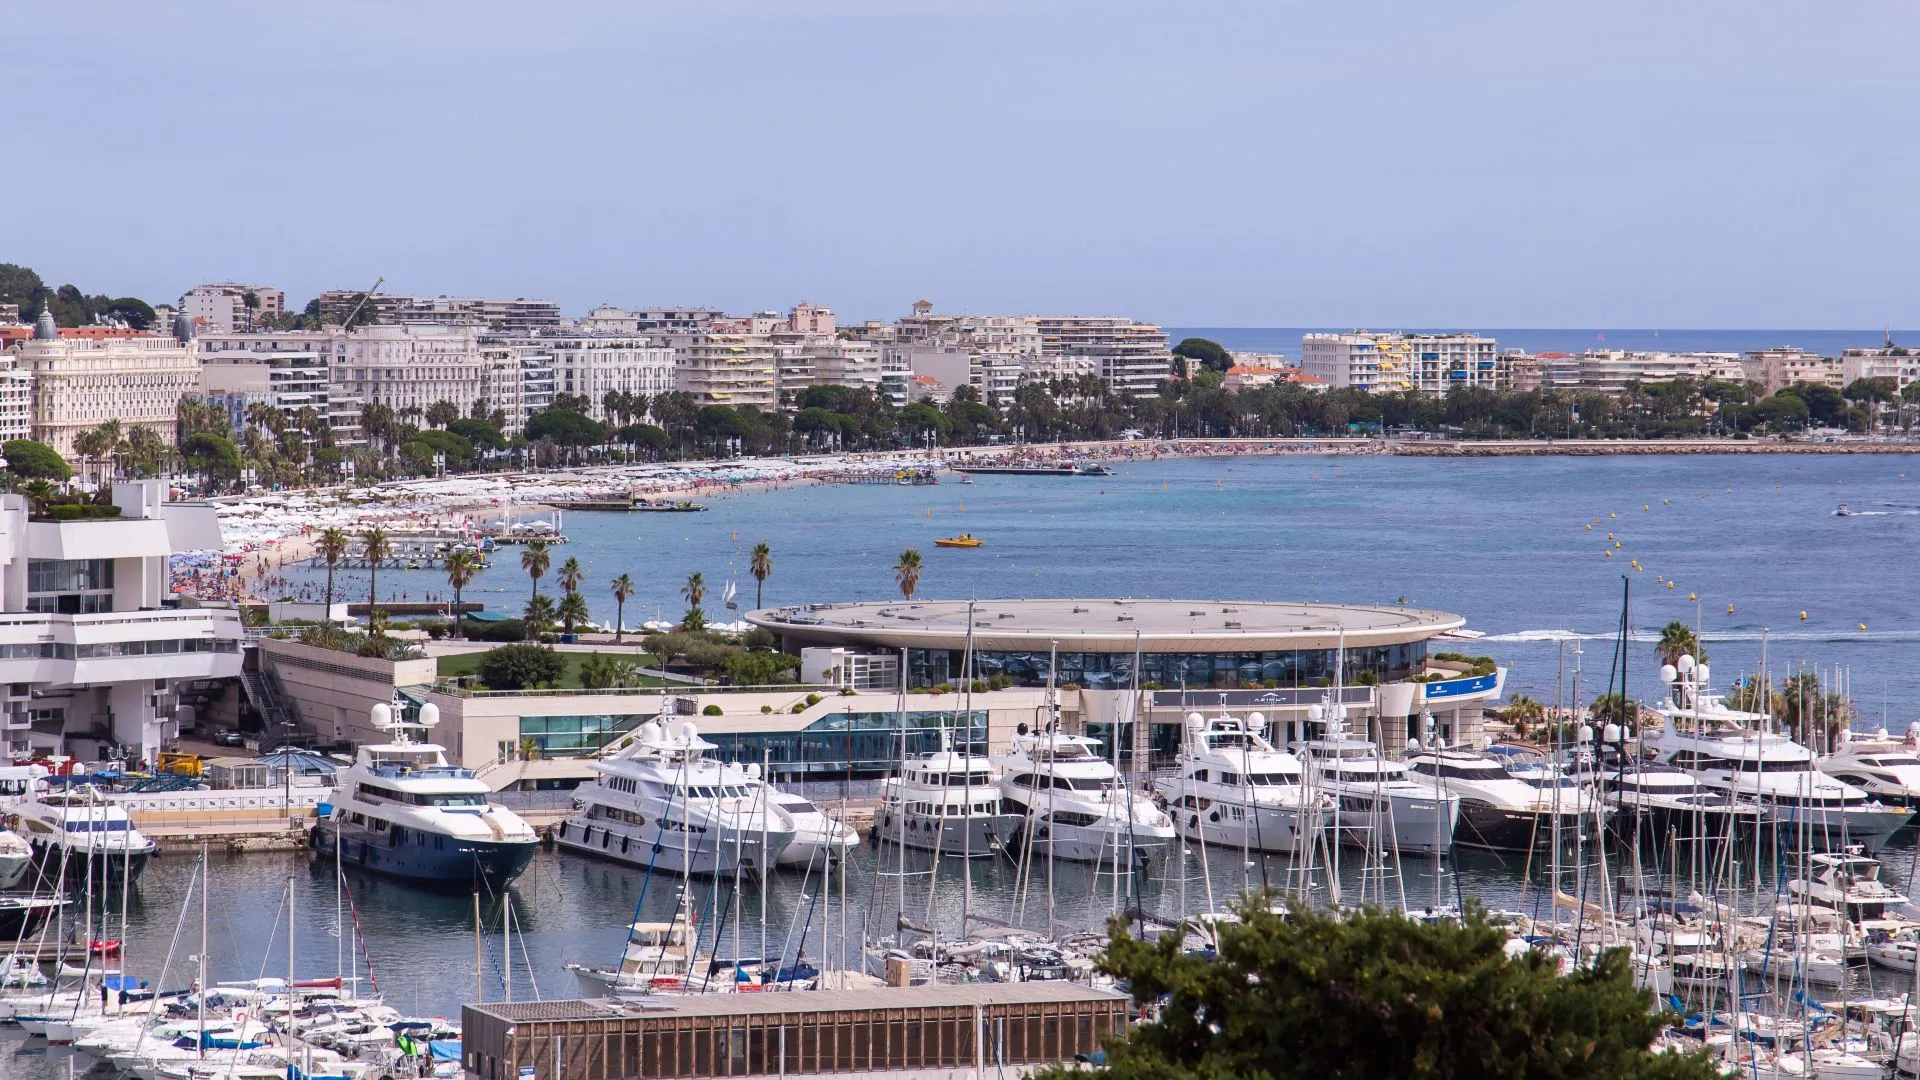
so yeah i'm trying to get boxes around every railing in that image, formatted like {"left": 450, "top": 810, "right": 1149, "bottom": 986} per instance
{"left": 428, "top": 680, "right": 834, "bottom": 699}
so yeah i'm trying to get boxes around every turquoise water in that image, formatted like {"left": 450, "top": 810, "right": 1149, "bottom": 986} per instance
{"left": 304, "top": 453, "right": 1920, "bottom": 718}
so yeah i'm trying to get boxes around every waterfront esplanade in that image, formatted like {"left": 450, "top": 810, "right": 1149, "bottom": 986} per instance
{"left": 748, "top": 598, "right": 1465, "bottom": 691}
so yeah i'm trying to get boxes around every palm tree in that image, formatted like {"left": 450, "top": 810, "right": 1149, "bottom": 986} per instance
{"left": 749, "top": 542, "right": 772, "bottom": 609}
{"left": 557, "top": 591, "right": 590, "bottom": 637}
{"left": 683, "top": 571, "right": 706, "bottom": 610}
{"left": 523, "top": 594, "right": 556, "bottom": 639}
{"left": 1654, "top": 620, "right": 1707, "bottom": 667}
{"left": 894, "top": 548, "right": 923, "bottom": 601}
{"left": 558, "top": 555, "right": 583, "bottom": 596}
{"left": 610, "top": 573, "right": 635, "bottom": 642}
{"left": 521, "top": 538, "right": 551, "bottom": 600}
{"left": 316, "top": 527, "right": 350, "bottom": 610}
{"left": 361, "top": 526, "right": 391, "bottom": 634}
{"left": 444, "top": 549, "right": 480, "bottom": 639}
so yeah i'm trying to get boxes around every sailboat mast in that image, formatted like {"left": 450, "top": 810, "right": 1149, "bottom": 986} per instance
{"left": 198, "top": 843, "right": 208, "bottom": 1061}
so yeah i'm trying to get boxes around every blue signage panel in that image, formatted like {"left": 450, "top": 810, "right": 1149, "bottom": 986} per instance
{"left": 1424, "top": 673, "right": 1499, "bottom": 700}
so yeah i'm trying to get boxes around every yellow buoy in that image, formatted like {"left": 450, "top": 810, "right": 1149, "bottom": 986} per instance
{"left": 1688, "top": 592, "right": 1696, "bottom": 600}
{"left": 1726, "top": 604, "right": 1734, "bottom": 613}
{"left": 1859, "top": 623, "right": 1868, "bottom": 631}
{"left": 1799, "top": 611, "right": 1807, "bottom": 620}
{"left": 1666, "top": 581, "right": 1675, "bottom": 590}
{"left": 1585, "top": 524, "right": 1592, "bottom": 531}
{"left": 1643, "top": 504, "right": 1650, "bottom": 511}
{"left": 1604, "top": 551, "right": 1613, "bottom": 558}
{"left": 1614, "top": 541, "right": 1621, "bottom": 549}
{"left": 1609, "top": 512, "right": 1617, "bottom": 519}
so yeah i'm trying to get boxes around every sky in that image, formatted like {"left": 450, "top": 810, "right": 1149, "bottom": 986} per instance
{"left": 12, "top": 1, "right": 1920, "bottom": 328}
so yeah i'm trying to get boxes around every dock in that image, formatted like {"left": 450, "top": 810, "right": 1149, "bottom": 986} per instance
{"left": 820, "top": 470, "right": 940, "bottom": 486}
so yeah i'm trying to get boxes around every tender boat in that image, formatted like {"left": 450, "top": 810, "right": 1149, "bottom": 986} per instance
{"left": 1152, "top": 711, "right": 1334, "bottom": 854}
{"left": 933, "top": 534, "right": 984, "bottom": 548}
{"left": 768, "top": 790, "right": 859, "bottom": 867}
{"left": 310, "top": 701, "right": 539, "bottom": 887}
{"left": 995, "top": 724, "right": 1175, "bottom": 864}
{"left": 1787, "top": 848, "right": 1911, "bottom": 926}
{"left": 565, "top": 914, "right": 698, "bottom": 996}
{"left": 554, "top": 717, "right": 795, "bottom": 876}
{"left": 878, "top": 744, "right": 1021, "bottom": 857}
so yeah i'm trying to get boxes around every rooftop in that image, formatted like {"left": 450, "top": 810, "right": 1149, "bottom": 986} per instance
{"left": 751, "top": 598, "right": 1463, "bottom": 651}
{"left": 468, "top": 983, "right": 1122, "bottom": 1025}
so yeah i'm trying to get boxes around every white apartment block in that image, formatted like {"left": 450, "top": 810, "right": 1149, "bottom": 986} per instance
{"left": 670, "top": 332, "right": 778, "bottom": 409}
{"left": 13, "top": 307, "right": 201, "bottom": 456}
{"left": 0, "top": 353, "right": 30, "bottom": 442}
{"left": 0, "top": 480, "right": 242, "bottom": 761}
{"left": 481, "top": 344, "right": 555, "bottom": 435}
{"left": 1302, "top": 332, "right": 1498, "bottom": 395}
{"left": 803, "top": 340, "right": 881, "bottom": 393}
{"left": 528, "top": 336, "right": 675, "bottom": 419}
{"left": 1033, "top": 316, "right": 1172, "bottom": 396}
{"left": 198, "top": 349, "right": 329, "bottom": 435}
{"left": 1741, "top": 347, "right": 1843, "bottom": 394}
{"left": 316, "top": 292, "right": 562, "bottom": 333}
{"left": 334, "top": 324, "right": 488, "bottom": 421}
{"left": 181, "top": 283, "right": 284, "bottom": 332}
{"left": 1840, "top": 348, "right": 1920, "bottom": 393}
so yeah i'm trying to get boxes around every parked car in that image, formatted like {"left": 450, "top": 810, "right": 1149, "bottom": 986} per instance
{"left": 213, "top": 729, "right": 245, "bottom": 747}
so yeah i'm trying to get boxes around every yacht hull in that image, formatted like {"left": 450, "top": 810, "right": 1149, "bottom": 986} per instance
{"left": 0, "top": 851, "right": 31, "bottom": 891}
{"left": 1010, "top": 816, "right": 1172, "bottom": 864}
{"left": 1455, "top": 803, "right": 1593, "bottom": 852}
{"left": 1751, "top": 802, "right": 1912, "bottom": 853}
{"left": 552, "top": 816, "right": 790, "bottom": 877}
{"left": 1609, "top": 800, "right": 1753, "bottom": 844}
{"left": 1332, "top": 791, "right": 1457, "bottom": 855}
{"left": 875, "top": 807, "right": 1020, "bottom": 857}
{"left": 312, "top": 824, "right": 536, "bottom": 887}
{"left": 30, "top": 840, "right": 151, "bottom": 883}
{"left": 1170, "top": 801, "right": 1331, "bottom": 855}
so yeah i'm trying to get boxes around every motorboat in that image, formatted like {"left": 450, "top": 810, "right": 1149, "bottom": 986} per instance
{"left": 15, "top": 787, "right": 157, "bottom": 882}
{"left": 1834, "top": 503, "right": 1854, "bottom": 516}
{"left": 995, "top": 724, "right": 1175, "bottom": 864}
{"left": 1819, "top": 729, "right": 1920, "bottom": 808}
{"left": 1295, "top": 729, "right": 1459, "bottom": 856}
{"left": 553, "top": 716, "right": 795, "bottom": 876}
{"left": 877, "top": 745, "right": 1022, "bottom": 857}
{"left": 1788, "top": 849, "right": 1911, "bottom": 926}
{"left": 932, "top": 534, "right": 983, "bottom": 548}
{"left": 310, "top": 701, "right": 539, "bottom": 887}
{"left": 0, "top": 827, "right": 34, "bottom": 890}
{"left": 1594, "top": 759, "right": 1759, "bottom": 843}
{"left": 1649, "top": 659, "right": 1911, "bottom": 852}
{"left": 1407, "top": 747, "right": 1605, "bottom": 851}
{"left": 1151, "top": 711, "right": 1334, "bottom": 855}
{"left": 565, "top": 914, "right": 698, "bottom": 996}
{"left": 767, "top": 790, "right": 859, "bottom": 867}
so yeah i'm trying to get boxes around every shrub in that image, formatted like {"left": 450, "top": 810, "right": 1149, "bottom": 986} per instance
{"left": 760, "top": 704, "right": 773, "bottom": 714}
{"left": 702, "top": 704, "right": 723, "bottom": 716}
{"left": 1060, "top": 682, "right": 1081, "bottom": 691}
{"left": 721, "top": 650, "right": 799, "bottom": 686}
{"left": 990, "top": 674, "right": 1015, "bottom": 691}
{"left": 462, "top": 617, "right": 527, "bottom": 643}
{"left": 791, "top": 701, "right": 808, "bottom": 713}
{"left": 838, "top": 687, "right": 856, "bottom": 696}
{"left": 805, "top": 693, "right": 823, "bottom": 706}
{"left": 476, "top": 643, "right": 565, "bottom": 691}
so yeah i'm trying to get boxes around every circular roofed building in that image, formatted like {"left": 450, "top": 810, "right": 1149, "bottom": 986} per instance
{"left": 750, "top": 598, "right": 1504, "bottom": 755}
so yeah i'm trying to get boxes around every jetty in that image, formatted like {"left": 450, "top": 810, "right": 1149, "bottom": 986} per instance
{"left": 820, "top": 469, "right": 939, "bottom": 485}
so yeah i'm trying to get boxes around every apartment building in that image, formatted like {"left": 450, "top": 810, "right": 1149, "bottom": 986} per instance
{"left": 1302, "top": 332, "right": 1498, "bottom": 396}
{"left": 0, "top": 480, "right": 243, "bottom": 761}
{"left": 198, "top": 348, "right": 329, "bottom": 436}
{"left": 481, "top": 343, "right": 555, "bottom": 435}
{"left": 332, "top": 324, "right": 487, "bottom": 421}
{"left": 1033, "top": 316, "right": 1172, "bottom": 396}
{"left": 1840, "top": 347, "right": 1920, "bottom": 394}
{"left": 0, "top": 352, "right": 29, "bottom": 442}
{"left": 578, "top": 306, "right": 725, "bottom": 334}
{"left": 13, "top": 306, "right": 201, "bottom": 456}
{"left": 181, "top": 283, "right": 284, "bottom": 332}
{"left": 1741, "top": 347, "right": 1844, "bottom": 394}
{"left": 670, "top": 332, "right": 779, "bottom": 409}
{"left": 315, "top": 292, "right": 562, "bottom": 333}
{"left": 802, "top": 340, "right": 882, "bottom": 393}
{"left": 527, "top": 335, "right": 675, "bottom": 419}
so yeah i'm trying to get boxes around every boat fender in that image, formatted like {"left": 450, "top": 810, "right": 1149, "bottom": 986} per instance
{"left": 621, "top": 836, "right": 629, "bottom": 854}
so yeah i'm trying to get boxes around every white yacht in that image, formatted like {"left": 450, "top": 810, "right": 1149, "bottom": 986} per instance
{"left": 565, "top": 914, "right": 699, "bottom": 996}
{"left": 15, "top": 788, "right": 157, "bottom": 882}
{"left": 878, "top": 746, "right": 1022, "bottom": 857}
{"left": 554, "top": 717, "right": 796, "bottom": 877}
{"left": 1819, "top": 730, "right": 1920, "bottom": 809}
{"left": 1407, "top": 748, "right": 1605, "bottom": 851}
{"left": 1649, "top": 661, "right": 1910, "bottom": 852}
{"left": 1295, "top": 734, "right": 1459, "bottom": 856}
{"left": 1594, "top": 759, "right": 1759, "bottom": 843}
{"left": 995, "top": 724, "right": 1175, "bottom": 864}
{"left": 1788, "top": 849, "right": 1911, "bottom": 927}
{"left": 310, "top": 702, "right": 539, "bottom": 887}
{"left": 768, "top": 791, "right": 859, "bottom": 868}
{"left": 1151, "top": 712, "right": 1333, "bottom": 855}
{"left": 0, "top": 828, "right": 32, "bottom": 890}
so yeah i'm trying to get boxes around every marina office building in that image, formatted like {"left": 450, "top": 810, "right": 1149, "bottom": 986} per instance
{"left": 265, "top": 599, "right": 1502, "bottom": 793}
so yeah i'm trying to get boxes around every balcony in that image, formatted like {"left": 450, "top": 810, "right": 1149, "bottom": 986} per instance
{"left": 0, "top": 607, "right": 243, "bottom": 686}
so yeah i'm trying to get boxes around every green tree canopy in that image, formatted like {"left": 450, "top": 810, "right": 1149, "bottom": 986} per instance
{"left": 2, "top": 439, "right": 72, "bottom": 481}
{"left": 447, "top": 417, "right": 507, "bottom": 452}
{"left": 476, "top": 643, "right": 565, "bottom": 691}
{"left": 1171, "top": 337, "right": 1233, "bottom": 373}
{"left": 524, "top": 408, "right": 606, "bottom": 447}
{"left": 1069, "top": 896, "right": 1715, "bottom": 1080}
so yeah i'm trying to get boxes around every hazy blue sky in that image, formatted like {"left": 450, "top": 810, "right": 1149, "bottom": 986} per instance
{"left": 14, "top": 1, "right": 1920, "bottom": 327}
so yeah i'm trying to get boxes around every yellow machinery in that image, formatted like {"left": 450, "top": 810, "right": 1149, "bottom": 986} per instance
{"left": 157, "top": 752, "right": 205, "bottom": 778}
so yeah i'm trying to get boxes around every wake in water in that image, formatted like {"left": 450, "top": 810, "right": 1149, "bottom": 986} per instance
{"left": 1479, "top": 628, "right": 1920, "bottom": 645}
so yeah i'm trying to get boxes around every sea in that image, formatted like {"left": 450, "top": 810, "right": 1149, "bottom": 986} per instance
{"left": 1167, "top": 326, "right": 1919, "bottom": 365}
{"left": 14, "top": 344, "right": 1920, "bottom": 1068}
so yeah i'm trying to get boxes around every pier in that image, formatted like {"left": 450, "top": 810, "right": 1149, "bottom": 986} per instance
{"left": 820, "top": 469, "right": 940, "bottom": 485}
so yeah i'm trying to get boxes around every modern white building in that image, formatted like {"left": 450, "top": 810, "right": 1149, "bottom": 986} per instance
{"left": 333, "top": 324, "right": 489, "bottom": 420}
{"left": 802, "top": 340, "right": 882, "bottom": 393}
{"left": 1840, "top": 347, "right": 1920, "bottom": 394}
{"left": 670, "top": 331, "right": 779, "bottom": 409}
{"left": 198, "top": 348, "right": 330, "bottom": 436}
{"left": 181, "top": 283, "right": 284, "bottom": 333}
{"left": 1302, "top": 332, "right": 1499, "bottom": 395}
{"left": 315, "top": 292, "right": 562, "bottom": 333}
{"left": 533, "top": 335, "right": 675, "bottom": 419}
{"left": 0, "top": 352, "right": 30, "bottom": 442}
{"left": 1033, "top": 316, "right": 1172, "bottom": 396}
{"left": 0, "top": 480, "right": 242, "bottom": 761}
{"left": 13, "top": 306, "right": 201, "bottom": 456}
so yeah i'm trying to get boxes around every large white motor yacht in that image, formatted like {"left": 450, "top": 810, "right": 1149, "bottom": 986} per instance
{"left": 1294, "top": 726, "right": 1459, "bottom": 856}
{"left": 1594, "top": 758, "right": 1759, "bottom": 843}
{"left": 15, "top": 787, "right": 156, "bottom": 882}
{"left": 767, "top": 791, "right": 859, "bottom": 867}
{"left": 1407, "top": 747, "right": 1606, "bottom": 852}
{"left": 311, "top": 701, "right": 539, "bottom": 887}
{"left": 1819, "top": 729, "right": 1920, "bottom": 809}
{"left": 554, "top": 717, "right": 796, "bottom": 876}
{"left": 995, "top": 724, "right": 1174, "bottom": 864}
{"left": 1649, "top": 658, "right": 1910, "bottom": 852}
{"left": 878, "top": 746, "right": 1021, "bottom": 857}
{"left": 1151, "top": 711, "right": 1333, "bottom": 855}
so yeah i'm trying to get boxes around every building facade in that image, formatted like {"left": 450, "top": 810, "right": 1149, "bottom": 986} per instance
{"left": 316, "top": 292, "right": 562, "bottom": 333}
{"left": 1840, "top": 347, "right": 1920, "bottom": 394}
{"left": 198, "top": 348, "right": 330, "bottom": 436}
{"left": 181, "top": 283, "right": 284, "bottom": 332}
{"left": 13, "top": 307, "right": 201, "bottom": 456}
{"left": 1033, "top": 316, "right": 1172, "bottom": 396}
{"left": 532, "top": 335, "right": 676, "bottom": 419}
{"left": 1742, "top": 347, "right": 1844, "bottom": 394}
{"left": 1303, "top": 332, "right": 1498, "bottom": 395}
{"left": 671, "top": 332, "right": 779, "bottom": 409}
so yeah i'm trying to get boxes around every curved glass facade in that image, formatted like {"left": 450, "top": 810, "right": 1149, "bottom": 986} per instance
{"left": 700, "top": 710, "right": 987, "bottom": 781}
{"left": 905, "top": 642, "right": 1426, "bottom": 690}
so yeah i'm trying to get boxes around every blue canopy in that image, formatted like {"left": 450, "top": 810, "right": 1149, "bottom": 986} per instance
{"left": 430, "top": 1041, "right": 463, "bottom": 1062}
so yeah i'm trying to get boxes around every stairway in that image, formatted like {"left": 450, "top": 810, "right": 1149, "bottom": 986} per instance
{"left": 239, "top": 667, "right": 303, "bottom": 742}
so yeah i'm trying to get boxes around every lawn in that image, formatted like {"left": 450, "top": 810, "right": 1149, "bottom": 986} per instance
{"left": 437, "top": 649, "right": 666, "bottom": 689}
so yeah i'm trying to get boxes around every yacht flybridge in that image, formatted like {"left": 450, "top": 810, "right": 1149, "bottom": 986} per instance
{"left": 1819, "top": 729, "right": 1920, "bottom": 809}
{"left": 995, "top": 724, "right": 1174, "bottom": 864}
{"left": 311, "top": 700, "right": 539, "bottom": 886}
{"left": 555, "top": 716, "right": 797, "bottom": 876}
{"left": 879, "top": 741, "right": 1022, "bottom": 857}
{"left": 1152, "top": 711, "right": 1333, "bottom": 854}
{"left": 1648, "top": 655, "right": 1911, "bottom": 852}
{"left": 1407, "top": 747, "right": 1605, "bottom": 852}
